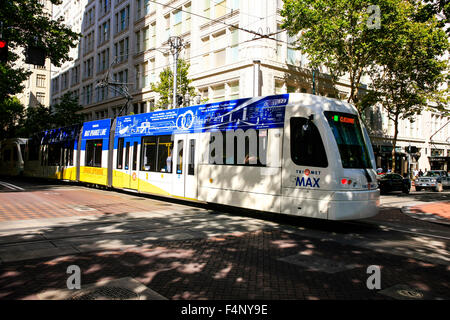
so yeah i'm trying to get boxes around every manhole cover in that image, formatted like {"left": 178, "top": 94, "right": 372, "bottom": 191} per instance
{"left": 397, "top": 289, "right": 424, "bottom": 299}
{"left": 69, "top": 287, "right": 139, "bottom": 300}
{"left": 37, "top": 277, "right": 167, "bottom": 300}
{"left": 379, "top": 284, "right": 425, "bottom": 300}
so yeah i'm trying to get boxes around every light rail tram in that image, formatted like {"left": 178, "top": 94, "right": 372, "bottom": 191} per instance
{"left": 2, "top": 93, "right": 380, "bottom": 220}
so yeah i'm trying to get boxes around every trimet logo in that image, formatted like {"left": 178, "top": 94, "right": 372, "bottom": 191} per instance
{"left": 176, "top": 110, "right": 195, "bottom": 130}
{"left": 295, "top": 168, "right": 321, "bottom": 188}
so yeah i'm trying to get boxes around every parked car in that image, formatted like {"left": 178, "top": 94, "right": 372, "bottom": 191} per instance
{"left": 378, "top": 173, "right": 411, "bottom": 194}
{"left": 415, "top": 170, "right": 450, "bottom": 192}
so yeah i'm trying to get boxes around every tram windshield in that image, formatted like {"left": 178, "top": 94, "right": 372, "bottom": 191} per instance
{"left": 324, "top": 111, "right": 371, "bottom": 169}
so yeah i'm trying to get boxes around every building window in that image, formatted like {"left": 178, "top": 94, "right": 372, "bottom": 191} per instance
{"left": 228, "top": 81, "right": 239, "bottom": 100}
{"left": 100, "top": 0, "right": 110, "bottom": 16}
{"left": 230, "top": 27, "right": 239, "bottom": 62}
{"left": 52, "top": 77, "right": 59, "bottom": 93}
{"left": 164, "top": 14, "right": 170, "bottom": 41}
{"left": 84, "top": 31, "right": 95, "bottom": 54}
{"left": 115, "top": 5, "right": 129, "bottom": 34}
{"left": 143, "top": 26, "right": 149, "bottom": 51}
{"left": 114, "top": 37, "right": 129, "bottom": 63}
{"left": 71, "top": 66, "right": 80, "bottom": 86}
{"left": 96, "top": 85, "right": 108, "bottom": 102}
{"left": 275, "top": 80, "right": 284, "bottom": 94}
{"left": 82, "top": 84, "right": 93, "bottom": 105}
{"left": 83, "top": 57, "right": 94, "bottom": 79}
{"left": 204, "top": 0, "right": 210, "bottom": 18}
{"left": 84, "top": 7, "right": 96, "bottom": 29}
{"left": 184, "top": 3, "right": 191, "bottom": 33}
{"left": 135, "top": 31, "right": 141, "bottom": 53}
{"left": 173, "top": 10, "right": 182, "bottom": 36}
{"left": 214, "top": 0, "right": 226, "bottom": 18}
{"left": 61, "top": 72, "right": 69, "bottom": 90}
{"left": 98, "top": 20, "right": 110, "bottom": 45}
{"left": 202, "top": 36, "right": 210, "bottom": 69}
{"left": 36, "top": 74, "right": 46, "bottom": 88}
{"left": 97, "top": 48, "right": 110, "bottom": 73}
{"left": 213, "top": 30, "right": 226, "bottom": 67}
{"left": 212, "top": 84, "right": 225, "bottom": 102}
{"left": 36, "top": 92, "right": 46, "bottom": 105}
{"left": 144, "top": 0, "right": 153, "bottom": 16}
{"left": 287, "top": 34, "right": 296, "bottom": 65}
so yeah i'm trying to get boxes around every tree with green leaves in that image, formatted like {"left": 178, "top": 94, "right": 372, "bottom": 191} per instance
{"left": 281, "top": 0, "right": 449, "bottom": 174}
{"left": 51, "top": 92, "right": 84, "bottom": 128}
{"left": 0, "top": 97, "right": 25, "bottom": 140}
{"left": 0, "top": 0, "right": 80, "bottom": 137}
{"left": 281, "top": 0, "right": 393, "bottom": 110}
{"left": 14, "top": 93, "right": 84, "bottom": 138}
{"left": 0, "top": 0, "right": 80, "bottom": 100}
{"left": 151, "top": 58, "right": 196, "bottom": 108}
{"left": 17, "top": 103, "right": 52, "bottom": 138}
{"left": 361, "top": 1, "right": 449, "bottom": 172}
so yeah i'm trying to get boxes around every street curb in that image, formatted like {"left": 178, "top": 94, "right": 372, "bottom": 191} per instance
{"left": 401, "top": 205, "right": 450, "bottom": 226}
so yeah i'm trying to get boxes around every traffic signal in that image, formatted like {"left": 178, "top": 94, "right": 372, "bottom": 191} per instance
{"left": 25, "top": 46, "right": 46, "bottom": 66}
{"left": 176, "top": 94, "right": 183, "bottom": 107}
{"left": 0, "top": 39, "right": 8, "bottom": 63}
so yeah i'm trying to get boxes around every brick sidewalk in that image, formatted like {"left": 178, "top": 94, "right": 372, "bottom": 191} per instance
{"left": 0, "top": 189, "right": 175, "bottom": 222}
{"left": 409, "top": 202, "right": 450, "bottom": 219}
{"left": 405, "top": 201, "right": 450, "bottom": 225}
{"left": 0, "top": 229, "right": 448, "bottom": 300}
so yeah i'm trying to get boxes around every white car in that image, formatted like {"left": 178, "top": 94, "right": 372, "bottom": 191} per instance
{"left": 415, "top": 170, "right": 450, "bottom": 192}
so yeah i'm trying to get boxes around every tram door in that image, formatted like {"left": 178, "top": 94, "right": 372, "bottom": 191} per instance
{"left": 123, "top": 137, "right": 140, "bottom": 190}
{"left": 171, "top": 134, "right": 198, "bottom": 199}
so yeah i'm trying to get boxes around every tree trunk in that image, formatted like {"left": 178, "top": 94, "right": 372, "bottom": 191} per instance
{"left": 391, "top": 113, "right": 399, "bottom": 173}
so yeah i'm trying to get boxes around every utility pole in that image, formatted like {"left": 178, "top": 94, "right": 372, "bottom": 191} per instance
{"left": 168, "top": 36, "right": 183, "bottom": 109}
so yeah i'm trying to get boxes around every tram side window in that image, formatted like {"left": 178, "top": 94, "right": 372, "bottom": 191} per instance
{"left": 85, "top": 139, "right": 103, "bottom": 167}
{"left": 141, "top": 136, "right": 157, "bottom": 171}
{"left": 132, "top": 141, "right": 138, "bottom": 171}
{"left": 117, "top": 138, "right": 124, "bottom": 169}
{"left": 140, "top": 135, "right": 173, "bottom": 173}
{"left": 290, "top": 117, "right": 328, "bottom": 167}
{"left": 188, "top": 139, "right": 195, "bottom": 175}
{"left": 28, "top": 140, "right": 40, "bottom": 161}
{"left": 63, "top": 142, "right": 75, "bottom": 166}
{"left": 125, "top": 142, "right": 130, "bottom": 169}
{"left": 209, "top": 129, "right": 267, "bottom": 166}
{"left": 176, "top": 140, "right": 183, "bottom": 174}
{"left": 48, "top": 144, "right": 62, "bottom": 166}
{"left": 157, "top": 135, "right": 173, "bottom": 173}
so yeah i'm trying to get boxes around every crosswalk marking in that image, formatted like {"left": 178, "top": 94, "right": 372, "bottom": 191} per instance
{"left": 0, "top": 181, "right": 25, "bottom": 191}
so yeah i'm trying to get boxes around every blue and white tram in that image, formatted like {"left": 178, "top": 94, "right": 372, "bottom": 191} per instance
{"left": 110, "top": 93, "right": 379, "bottom": 220}
{"left": 23, "top": 93, "right": 379, "bottom": 220}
